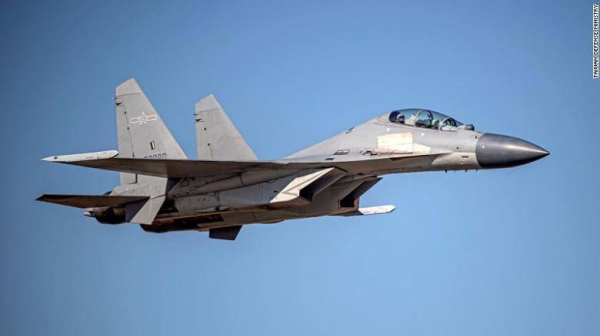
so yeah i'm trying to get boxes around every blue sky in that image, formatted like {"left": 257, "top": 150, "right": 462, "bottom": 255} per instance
{"left": 1, "top": 0, "right": 598, "bottom": 335}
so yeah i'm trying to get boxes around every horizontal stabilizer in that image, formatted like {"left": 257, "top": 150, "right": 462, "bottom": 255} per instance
{"left": 36, "top": 194, "right": 149, "bottom": 208}
{"left": 337, "top": 205, "right": 396, "bottom": 217}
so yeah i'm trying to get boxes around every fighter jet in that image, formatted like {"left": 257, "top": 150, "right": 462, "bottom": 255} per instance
{"left": 37, "top": 79, "right": 549, "bottom": 240}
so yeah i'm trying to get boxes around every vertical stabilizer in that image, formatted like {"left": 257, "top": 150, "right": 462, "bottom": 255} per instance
{"left": 115, "top": 78, "right": 187, "bottom": 184}
{"left": 195, "top": 94, "right": 257, "bottom": 160}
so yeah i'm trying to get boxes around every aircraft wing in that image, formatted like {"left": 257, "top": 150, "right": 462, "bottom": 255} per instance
{"left": 44, "top": 156, "right": 309, "bottom": 178}
{"left": 36, "top": 194, "right": 149, "bottom": 208}
{"left": 42, "top": 151, "right": 437, "bottom": 178}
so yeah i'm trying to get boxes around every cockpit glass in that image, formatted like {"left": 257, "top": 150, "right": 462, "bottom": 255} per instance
{"left": 388, "top": 109, "right": 463, "bottom": 131}
{"left": 415, "top": 110, "right": 434, "bottom": 128}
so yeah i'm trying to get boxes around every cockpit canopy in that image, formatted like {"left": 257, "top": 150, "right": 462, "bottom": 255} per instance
{"left": 388, "top": 109, "right": 473, "bottom": 131}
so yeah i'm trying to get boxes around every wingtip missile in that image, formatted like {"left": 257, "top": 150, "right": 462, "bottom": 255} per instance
{"left": 41, "top": 150, "right": 119, "bottom": 163}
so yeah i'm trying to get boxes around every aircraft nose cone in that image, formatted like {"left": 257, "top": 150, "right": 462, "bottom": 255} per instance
{"left": 476, "top": 133, "right": 549, "bottom": 169}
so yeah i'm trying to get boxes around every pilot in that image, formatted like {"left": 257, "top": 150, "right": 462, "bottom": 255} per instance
{"left": 395, "top": 113, "right": 405, "bottom": 124}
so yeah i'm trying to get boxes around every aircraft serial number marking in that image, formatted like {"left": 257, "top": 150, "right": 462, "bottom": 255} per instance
{"left": 144, "top": 153, "right": 166, "bottom": 159}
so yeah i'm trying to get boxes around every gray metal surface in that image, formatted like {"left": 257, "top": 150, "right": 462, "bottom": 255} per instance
{"left": 115, "top": 78, "right": 187, "bottom": 184}
{"left": 51, "top": 154, "right": 437, "bottom": 178}
{"left": 36, "top": 194, "right": 149, "bottom": 208}
{"left": 195, "top": 94, "right": 257, "bottom": 161}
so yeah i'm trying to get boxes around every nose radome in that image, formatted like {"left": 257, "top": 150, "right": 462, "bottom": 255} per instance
{"left": 476, "top": 133, "right": 549, "bottom": 169}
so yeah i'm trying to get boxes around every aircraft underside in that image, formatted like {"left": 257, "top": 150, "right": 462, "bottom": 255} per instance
{"left": 125, "top": 174, "right": 388, "bottom": 240}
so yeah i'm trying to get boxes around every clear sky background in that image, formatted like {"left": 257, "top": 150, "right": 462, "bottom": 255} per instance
{"left": 1, "top": 0, "right": 598, "bottom": 335}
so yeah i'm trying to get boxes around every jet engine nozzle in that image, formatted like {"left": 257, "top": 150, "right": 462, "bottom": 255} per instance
{"left": 86, "top": 207, "right": 126, "bottom": 225}
{"left": 476, "top": 133, "right": 549, "bottom": 169}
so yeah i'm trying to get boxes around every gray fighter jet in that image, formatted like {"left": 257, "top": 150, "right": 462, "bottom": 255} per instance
{"left": 37, "top": 79, "right": 549, "bottom": 240}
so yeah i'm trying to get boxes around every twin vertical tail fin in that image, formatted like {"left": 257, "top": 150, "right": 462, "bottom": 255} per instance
{"left": 112, "top": 78, "right": 187, "bottom": 224}
{"left": 195, "top": 94, "right": 257, "bottom": 161}
{"left": 115, "top": 78, "right": 187, "bottom": 185}
{"left": 41, "top": 79, "right": 258, "bottom": 228}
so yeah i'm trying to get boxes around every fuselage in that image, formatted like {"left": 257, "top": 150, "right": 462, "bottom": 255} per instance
{"left": 135, "top": 109, "right": 548, "bottom": 233}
